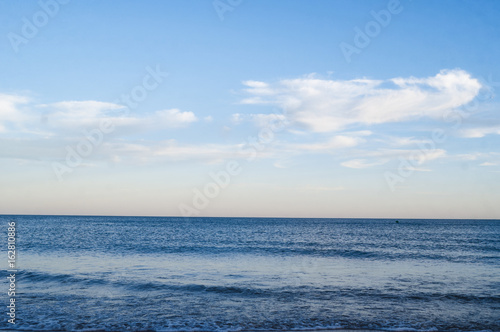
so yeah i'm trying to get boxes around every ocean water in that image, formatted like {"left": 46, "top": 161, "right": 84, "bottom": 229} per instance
{"left": 1, "top": 216, "right": 499, "bottom": 332}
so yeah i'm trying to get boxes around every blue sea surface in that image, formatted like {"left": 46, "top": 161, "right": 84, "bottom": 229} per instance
{"left": 1, "top": 216, "right": 499, "bottom": 331}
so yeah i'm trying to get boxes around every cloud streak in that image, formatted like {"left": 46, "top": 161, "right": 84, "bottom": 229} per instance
{"left": 0, "top": 69, "right": 491, "bottom": 173}
{"left": 1, "top": 96, "right": 199, "bottom": 137}
{"left": 241, "top": 69, "right": 482, "bottom": 133}
{"left": 460, "top": 125, "right": 500, "bottom": 138}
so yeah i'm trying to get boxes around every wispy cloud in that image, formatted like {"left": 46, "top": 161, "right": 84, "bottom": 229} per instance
{"left": 341, "top": 159, "right": 387, "bottom": 169}
{"left": 102, "top": 139, "right": 240, "bottom": 164}
{"left": 340, "top": 148, "right": 446, "bottom": 170}
{"left": 480, "top": 162, "right": 498, "bottom": 166}
{"left": 460, "top": 125, "right": 500, "bottom": 138}
{"left": 241, "top": 69, "right": 482, "bottom": 133}
{"left": 231, "top": 112, "right": 286, "bottom": 128}
{"left": 154, "top": 109, "right": 198, "bottom": 128}
{"left": 283, "top": 135, "right": 364, "bottom": 152}
{"left": 40, "top": 100, "right": 126, "bottom": 130}
{"left": 384, "top": 136, "right": 435, "bottom": 147}
{"left": 0, "top": 93, "right": 33, "bottom": 132}
{"left": 0, "top": 94, "right": 202, "bottom": 165}
{"left": 0, "top": 68, "right": 489, "bottom": 171}
{"left": 452, "top": 152, "right": 500, "bottom": 168}
{"left": 0, "top": 95, "right": 199, "bottom": 137}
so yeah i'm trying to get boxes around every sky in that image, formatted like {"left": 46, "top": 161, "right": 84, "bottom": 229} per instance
{"left": 0, "top": 0, "right": 499, "bottom": 218}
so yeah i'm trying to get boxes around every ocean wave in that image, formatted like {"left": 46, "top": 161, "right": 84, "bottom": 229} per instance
{"left": 15, "top": 269, "right": 500, "bottom": 306}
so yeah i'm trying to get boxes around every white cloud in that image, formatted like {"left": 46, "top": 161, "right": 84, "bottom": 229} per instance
{"left": 153, "top": 140, "right": 234, "bottom": 160}
{"left": 47, "top": 103, "right": 197, "bottom": 130}
{"left": 47, "top": 100, "right": 124, "bottom": 114}
{"left": 40, "top": 100, "right": 126, "bottom": 129}
{"left": 249, "top": 113, "right": 286, "bottom": 128}
{"left": 0, "top": 93, "right": 32, "bottom": 132}
{"left": 341, "top": 159, "right": 387, "bottom": 169}
{"left": 0, "top": 94, "right": 203, "bottom": 165}
{"left": 94, "top": 134, "right": 366, "bottom": 165}
{"left": 154, "top": 109, "right": 197, "bottom": 127}
{"left": 386, "top": 136, "right": 434, "bottom": 147}
{"left": 231, "top": 113, "right": 243, "bottom": 125}
{"left": 243, "top": 80, "right": 270, "bottom": 89}
{"left": 285, "top": 135, "right": 364, "bottom": 152}
{"left": 348, "top": 130, "right": 373, "bottom": 137}
{"left": 340, "top": 148, "right": 446, "bottom": 170}
{"left": 460, "top": 126, "right": 500, "bottom": 138}
{"left": 241, "top": 80, "right": 275, "bottom": 104}
{"left": 0, "top": 68, "right": 486, "bottom": 171}
{"left": 454, "top": 152, "right": 500, "bottom": 166}
{"left": 241, "top": 69, "right": 482, "bottom": 133}
{"left": 0, "top": 94, "right": 30, "bottom": 117}
{"left": 93, "top": 139, "right": 244, "bottom": 164}
{"left": 480, "top": 162, "right": 497, "bottom": 166}
{"left": 0, "top": 95, "right": 198, "bottom": 137}
{"left": 230, "top": 112, "right": 287, "bottom": 128}
{"left": 456, "top": 153, "right": 480, "bottom": 161}
{"left": 357, "top": 148, "right": 446, "bottom": 162}
{"left": 273, "top": 160, "right": 288, "bottom": 168}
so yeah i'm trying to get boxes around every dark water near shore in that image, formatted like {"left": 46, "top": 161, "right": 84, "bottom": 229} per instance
{"left": 1, "top": 216, "right": 499, "bottom": 331}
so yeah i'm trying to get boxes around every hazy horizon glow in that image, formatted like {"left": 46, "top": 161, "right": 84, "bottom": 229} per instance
{"left": 1, "top": 0, "right": 499, "bottom": 218}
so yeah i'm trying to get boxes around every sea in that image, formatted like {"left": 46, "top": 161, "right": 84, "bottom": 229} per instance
{"left": 1, "top": 215, "right": 499, "bottom": 332}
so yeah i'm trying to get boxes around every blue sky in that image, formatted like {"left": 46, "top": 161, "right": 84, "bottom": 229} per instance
{"left": 1, "top": 0, "right": 499, "bottom": 218}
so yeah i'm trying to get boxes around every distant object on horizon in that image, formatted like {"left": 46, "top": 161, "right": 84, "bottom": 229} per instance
{"left": 395, "top": 220, "right": 400, "bottom": 223}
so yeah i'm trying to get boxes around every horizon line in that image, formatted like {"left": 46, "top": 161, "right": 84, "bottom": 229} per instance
{"left": 1, "top": 213, "right": 498, "bottom": 221}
